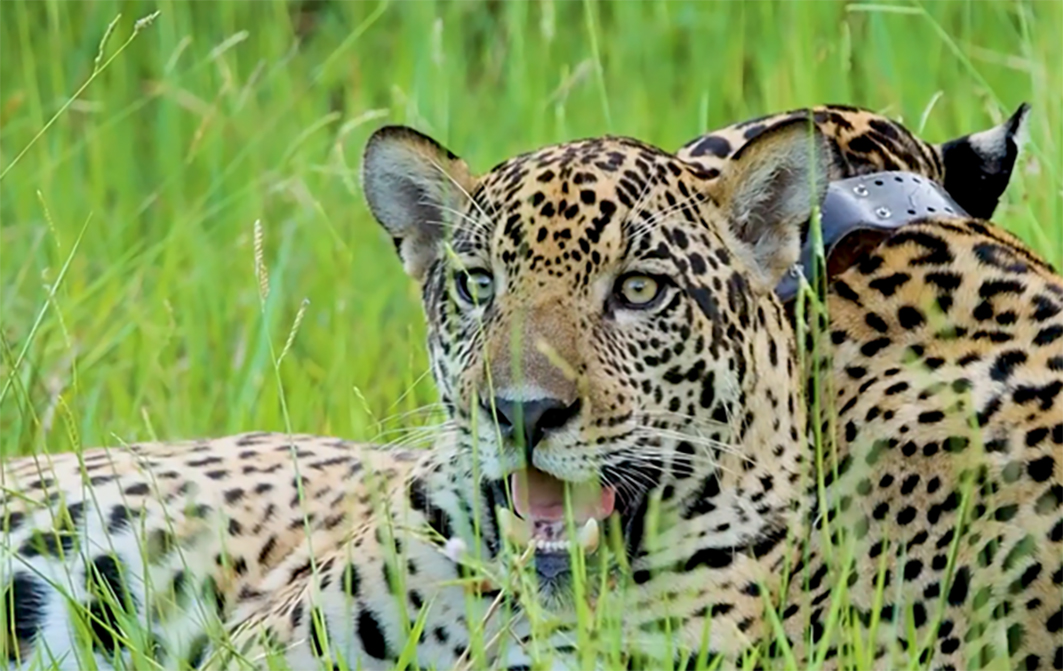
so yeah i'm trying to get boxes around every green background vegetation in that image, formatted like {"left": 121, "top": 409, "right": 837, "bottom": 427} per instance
{"left": 2, "top": 0, "right": 1060, "bottom": 457}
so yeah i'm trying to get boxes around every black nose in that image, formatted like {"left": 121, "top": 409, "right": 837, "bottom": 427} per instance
{"left": 485, "top": 397, "right": 581, "bottom": 452}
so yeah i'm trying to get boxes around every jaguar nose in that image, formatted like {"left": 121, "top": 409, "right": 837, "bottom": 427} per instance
{"left": 483, "top": 397, "right": 582, "bottom": 453}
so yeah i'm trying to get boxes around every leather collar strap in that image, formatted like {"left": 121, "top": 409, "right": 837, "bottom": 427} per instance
{"left": 775, "top": 170, "right": 969, "bottom": 302}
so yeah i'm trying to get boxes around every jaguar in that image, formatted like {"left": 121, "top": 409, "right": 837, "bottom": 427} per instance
{"left": 4, "top": 103, "right": 1058, "bottom": 671}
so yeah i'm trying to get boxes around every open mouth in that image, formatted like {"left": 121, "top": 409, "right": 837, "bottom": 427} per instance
{"left": 496, "top": 467, "right": 617, "bottom": 558}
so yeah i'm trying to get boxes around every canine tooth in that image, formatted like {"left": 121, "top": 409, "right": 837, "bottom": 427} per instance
{"left": 497, "top": 507, "right": 531, "bottom": 546}
{"left": 578, "top": 518, "right": 600, "bottom": 554}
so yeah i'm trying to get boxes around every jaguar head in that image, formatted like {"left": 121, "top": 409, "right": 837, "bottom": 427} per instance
{"left": 361, "top": 120, "right": 826, "bottom": 598}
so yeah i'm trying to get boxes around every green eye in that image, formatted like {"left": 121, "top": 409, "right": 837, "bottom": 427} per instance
{"left": 616, "top": 274, "right": 663, "bottom": 308}
{"left": 456, "top": 269, "right": 495, "bottom": 305}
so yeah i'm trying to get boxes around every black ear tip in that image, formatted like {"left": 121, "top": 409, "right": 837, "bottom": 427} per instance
{"left": 729, "top": 113, "right": 827, "bottom": 163}
{"left": 365, "top": 125, "right": 429, "bottom": 151}
{"left": 364, "top": 125, "right": 460, "bottom": 163}
{"left": 1006, "top": 102, "right": 1032, "bottom": 134}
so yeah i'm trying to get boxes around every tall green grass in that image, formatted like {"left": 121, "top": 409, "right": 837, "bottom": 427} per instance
{"left": 1, "top": 0, "right": 1059, "bottom": 457}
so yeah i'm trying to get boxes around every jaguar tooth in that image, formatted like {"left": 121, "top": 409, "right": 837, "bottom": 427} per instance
{"left": 578, "top": 518, "right": 600, "bottom": 554}
{"left": 537, "top": 540, "right": 567, "bottom": 553}
{"left": 497, "top": 507, "right": 531, "bottom": 547}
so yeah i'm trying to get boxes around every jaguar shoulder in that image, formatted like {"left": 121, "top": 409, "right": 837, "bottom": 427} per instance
{"left": 793, "top": 214, "right": 1061, "bottom": 671}
{"left": 679, "top": 103, "right": 1030, "bottom": 221}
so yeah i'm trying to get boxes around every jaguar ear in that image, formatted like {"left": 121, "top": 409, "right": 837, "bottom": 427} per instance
{"left": 713, "top": 118, "right": 830, "bottom": 288}
{"left": 938, "top": 102, "right": 1030, "bottom": 221}
{"left": 362, "top": 126, "right": 477, "bottom": 281}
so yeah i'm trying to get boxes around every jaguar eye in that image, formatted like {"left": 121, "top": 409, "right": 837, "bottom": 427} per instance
{"left": 456, "top": 269, "right": 495, "bottom": 305}
{"left": 616, "top": 273, "right": 662, "bottom": 308}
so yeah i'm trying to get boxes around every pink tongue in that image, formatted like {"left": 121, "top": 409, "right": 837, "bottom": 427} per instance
{"left": 511, "top": 469, "right": 615, "bottom": 521}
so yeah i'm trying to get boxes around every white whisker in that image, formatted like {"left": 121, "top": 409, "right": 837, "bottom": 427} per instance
{"left": 621, "top": 174, "right": 659, "bottom": 239}
{"left": 628, "top": 191, "right": 704, "bottom": 243}
{"left": 374, "top": 403, "right": 451, "bottom": 426}
{"left": 426, "top": 159, "right": 495, "bottom": 231}
{"left": 638, "top": 408, "right": 731, "bottom": 430}
{"left": 373, "top": 422, "right": 460, "bottom": 450}
{"left": 630, "top": 425, "right": 746, "bottom": 458}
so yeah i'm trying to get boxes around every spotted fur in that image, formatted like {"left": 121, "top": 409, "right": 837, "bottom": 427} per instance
{"left": 796, "top": 216, "right": 1062, "bottom": 670}
{"left": 3, "top": 105, "right": 1057, "bottom": 671}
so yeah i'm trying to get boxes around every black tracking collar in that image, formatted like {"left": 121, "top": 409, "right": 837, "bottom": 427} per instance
{"left": 775, "top": 170, "right": 969, "bottom": 302}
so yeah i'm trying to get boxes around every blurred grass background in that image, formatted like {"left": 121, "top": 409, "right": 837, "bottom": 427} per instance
{"left": 1, "top": 0, "right": 1059, "bottom": 457}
